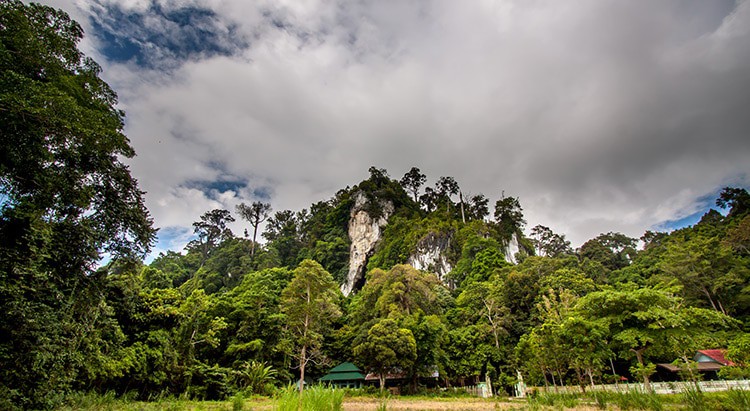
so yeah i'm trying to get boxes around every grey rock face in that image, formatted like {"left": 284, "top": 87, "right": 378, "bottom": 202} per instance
{"left": 503, "top": 232, "right": 520, "bottom": 264}
{"left": 407, "top": 232, "right": 453, "bottom": 282}
{"left": 340, "top": 192, "right": 394, "bottom": 296}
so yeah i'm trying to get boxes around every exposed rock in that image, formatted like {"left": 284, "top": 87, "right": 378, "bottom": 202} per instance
{"left": 503, "top": 232, "right": 520, "bottom": 264}
{"left": 407, "top": 232, "right": 452, "bottom": 282}
{"left": 341, "top": 192, "right": 394, "bottom": 296}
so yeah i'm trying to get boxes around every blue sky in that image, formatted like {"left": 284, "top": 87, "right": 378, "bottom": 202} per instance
{"left": 38, "top": 0, "right": 750, "bottom": 255}
{"left": 654, "top": 188, "right": 732, "bottom": 232}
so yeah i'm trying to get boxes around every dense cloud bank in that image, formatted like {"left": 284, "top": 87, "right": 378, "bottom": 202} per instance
{"left": 40, "top": 0, "right": 750, "bottom": 251}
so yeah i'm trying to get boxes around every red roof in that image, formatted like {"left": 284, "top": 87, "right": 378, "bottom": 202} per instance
{"left": 697, "top": 349, "right": 735, "bottom": 366}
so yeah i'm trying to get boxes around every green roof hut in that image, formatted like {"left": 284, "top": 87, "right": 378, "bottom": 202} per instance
{"left": 318, "top": 362, "right": 366, "bottom": 388}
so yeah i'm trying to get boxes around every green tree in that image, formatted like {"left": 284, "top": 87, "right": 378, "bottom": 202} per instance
{"left": 579, "top": 232, "right": 637, "bottom": 271}
{"left": 724, "top": 214, "right": 750, "bottom": 256}
{"left": 280, "top": 260, "right": 342, "bottom": 392}
{"left": 263, "top": 209, "right": 303, "bottom": 267}
{"left": 175, "top": 290, "right": 228, "bottom": 376}
{"left": 0, "top": 2, "right": 154, "bottom": 407}
{"left": 658, "top": 233, "right": 748, "bottom": 315}
{"left": 350, "top": 265, "right": 450, "bottom": 390}
{"left": 353, "top": 318, "right": 417, "bottom": 390}
{"left": 420, "top": 186, "right": 439, "bottom": 213}
{"left": 466, "top": 194, "right": 490, "bottom": 221}
{"left": 576, "top": 285, "right": 734, "bottom": 391}
{"left": 449, "top": 278, "right": 510, "bottom": 391}
{"left": 716, "top": 187, "right": 750, "bottom": 218}
{"left": 436, "top": 176, "right": 460, "bottom": 212}
{"left": 236, "top": 201, "right": 272, "bottom": 257}
{"left": 494, "top": 194, "right": 525, "bottom": 237}
{"left": 216, "top": 267, "right": 291, "bottom": 373}
{"left": 455, "top": 281, "right": 510, "bottom": 352}
{"left": 188, "top": 209, "right": 235, "bottom": 264}
{"left": 400, "top": 167, "right": 427, "bottom": 204}
{"left": 351, "top": 264, "right": 446, "bottom": 322}
{"left": 530, "top": 225, "right": 573, "bottom": 258}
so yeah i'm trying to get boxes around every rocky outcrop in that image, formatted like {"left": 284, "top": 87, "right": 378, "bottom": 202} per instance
{"left": 503, "top": 232, "right": 520, "bottom": 264}
{"left": 407, "top": 232, "right": 452, "bottom": 282}
{"left": 341, "top": 192, "right": 394, "bottom": 296}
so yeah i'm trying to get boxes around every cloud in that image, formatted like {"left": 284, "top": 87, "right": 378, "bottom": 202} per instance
{"left": 40, "top": 0, "right": 750, "bottom": 249}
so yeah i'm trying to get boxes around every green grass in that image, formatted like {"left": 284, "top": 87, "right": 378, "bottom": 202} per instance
{"left": 275, "top": 385, "right": 344, "bottom": 411}
{"left": 526, "top": 392, "right": 579, "bottom": 409}
{"left": 53, "top": 386, "right": 750, "bottom": 411}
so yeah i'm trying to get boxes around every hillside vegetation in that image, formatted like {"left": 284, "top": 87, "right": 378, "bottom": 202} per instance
{"left": 2, "top": 2, "right": 750, "bottom": 409}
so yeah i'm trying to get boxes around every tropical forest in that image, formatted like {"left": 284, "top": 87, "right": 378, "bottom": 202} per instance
{"left": 2, "top": 2, "right": 750, "bottom": 410}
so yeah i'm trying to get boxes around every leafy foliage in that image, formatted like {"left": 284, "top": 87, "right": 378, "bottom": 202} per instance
{"left": 1, "top": 6, "right": 749, "bottom": 401}
{"left": 0, "top": 2, "right": 155, "bottom": 408}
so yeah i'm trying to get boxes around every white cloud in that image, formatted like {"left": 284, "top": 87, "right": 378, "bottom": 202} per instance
{"left": 39, "top": 0, "right": 750, "bottom": 249}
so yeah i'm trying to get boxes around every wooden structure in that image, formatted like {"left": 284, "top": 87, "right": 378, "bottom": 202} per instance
{"left": 318, "top": 362, "right": 366, "bottom": 388}
{"left": 656, "top": 349, "right": 735, "bottom": 381}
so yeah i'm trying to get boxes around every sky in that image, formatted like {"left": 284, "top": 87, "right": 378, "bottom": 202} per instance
{"left": 37, "top": 0, "right": 750, "bottom": 257}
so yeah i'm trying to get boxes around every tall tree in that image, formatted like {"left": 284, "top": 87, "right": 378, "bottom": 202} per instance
{"left": 400, "top": 167, "right": 427, "bottom": 204}
{"left": 716, "top": 187, "right": 750, "bottom": 218}
{"left": 436, "top": 176, "right": 460, "bottom": 212}
{"left": 578, "top": 232, "right": 637, "bottom": 271}
{"left": 0, "top": 2, "right": 154, "bottom": 407}
{"left": 576, "top": 286, "right": 734, "bottom": 391}
{"left": 263, "top": 210, "right": 302, "bottom": 267}
{"left": 467, "top": 194, "right": 490, "bottom": 221}
{"left": 236, "top": 201, "right": 272, "bottom": 257}
{"left": 280, "top": 260, "right": 341, "bottom": 393}
{"left": 530, "top": 225, "right": 573, "bottom": 258}
{"left": 725, "top": 215, "right": 750, "bottom": 256}
{"left": 351, "top": 265, "right": 446, "bottom": 322}
{"left": 188, "top": 209, "right": 235, "bottom": 264}
{"left": 494, "top": 194, "right": 525, "bottom": 236}
{"left": 354, "top": 318, "right": 417, "bottom": 390}
{"left": 658, "top": 233, "right": 747, "bottom": 315}
{"left": 419, "top": 187, "right": 439, "bottom": 213}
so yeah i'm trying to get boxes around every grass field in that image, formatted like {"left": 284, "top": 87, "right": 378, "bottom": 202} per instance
{"left": 57, "top": 386, "right": 750, "bottom": 410}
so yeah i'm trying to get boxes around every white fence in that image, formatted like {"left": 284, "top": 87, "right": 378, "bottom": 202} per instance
{"left": 527, "top": 379, "right": 750, "bottom": 396}
{"left": 452, "top": 383, "right": 493, "bottom": 398}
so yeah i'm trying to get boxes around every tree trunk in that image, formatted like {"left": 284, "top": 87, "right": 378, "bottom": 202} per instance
{"left": 701, "top": 285, "right": 719, "bottom": 312}
{"left": 379, "top": 373, "right": 386, "bottom": 391}
{"left": 459, "top": 192, "right": 466, "bottom": 223}
{"left": 298, "top": 285, "right": 311, "bottom": 393}
{"left": 550, "top": 371, "right": 557, "bottom": 391}
{"left": 251, "top": 223, "right": 259, "bottom": 257}
{"left": 575, "top": 367, "right": 586, "bottom": 393}
{"left": 299, "top": 344, "right": 307, "bottom": 393}
{"left": 609, "top": 358, "right": 619, "bottom": 388}
{"left": 632, "top": 347, "right": 651, "bottom": 392}
{"left": 485, "top": 372, "right": 494, "bottom": 397}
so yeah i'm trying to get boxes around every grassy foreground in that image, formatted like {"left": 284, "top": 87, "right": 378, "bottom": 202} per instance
{"left": 58, "top": 386, "right": 750, "bottom": 410}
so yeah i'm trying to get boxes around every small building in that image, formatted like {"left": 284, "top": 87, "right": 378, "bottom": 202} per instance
{"left": 318, "top": 362, "right": 366, "bottom": 388}
{"left": 695, "top": 349, "right": 735, "bottom": 367}
{"left": 656, "top": 349, "right": 735, "bottom": 381}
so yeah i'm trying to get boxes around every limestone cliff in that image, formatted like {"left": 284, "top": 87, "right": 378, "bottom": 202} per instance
{"left": 341, "top": 192, "right": 394, "bottom": 296}
{"left": 503, "top": 232, "right": 521, "bottom": 264}
{"left": 407, "top": 232, "right": 453, "bottom": 282}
